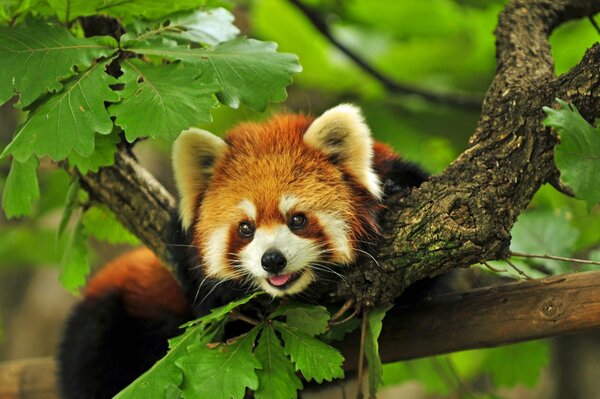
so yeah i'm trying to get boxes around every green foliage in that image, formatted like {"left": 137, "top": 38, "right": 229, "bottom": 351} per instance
{"left": 0, "top": 22, "right": 117, "bottom": 107}
{"left": 481, "top": 341, "right": 549, "bottom": 388}
{"left": 180, "top": 292, "right": 263, "bottom": 329}
{"left": 81, "top": 205, "right": 139, "bottom": 245}
{"left": 59, "top": 216, "right": 89, "bottom": 293}
{"left": 2, "top": 58, "right": 120, "bottom": 162}
{"left": 124, "top": 37, "right": 302, "bottom": 110}
{"left": 383, "top": 341, "right": 549, "bottom": 395}
{"left": 0, "top": 4, "right": 300, "bottom": 224}
{"left": 178, "top": 328, "right": 261, "bottom": 399}
{"left": 57, "top": 178, "right": 81, "bottom": 237}
{"left": 67, "top": 132, "right": 120, "bottom": 173}
{"left": 2, "top": 157, "right": 39, "bottom": 218}
{"left": 274, "top": 321, "right": 345, "bottom": 383}
{"left": 273, "top": 302, "right": 330, "bottom": 336}
{"left": 544, "top": 99, "right": 600, "bottom": 209}
{"left": 118, "top": 298, "right": 346, "bottom": 398}
{"left": 510, "top": 208, "right": 579, "bottom": 274}
{"left": 254, "top": 326, "right": 303, "bottom": 399}
{"left": 365, "top": 305, "right": 392, "bottom": 397}
{"left": 110, "top": 59, "right": 219, "bottom": 142}
{"left": 147, "top": 8, "right": 240, "bottom": 46}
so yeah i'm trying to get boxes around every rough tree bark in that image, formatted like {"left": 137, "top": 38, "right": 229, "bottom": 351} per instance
{"left": 75, "top": 0, "right": 600, "bottom": 356}
{"left": 340, "top": 0, "right": 600, "bottom": 305}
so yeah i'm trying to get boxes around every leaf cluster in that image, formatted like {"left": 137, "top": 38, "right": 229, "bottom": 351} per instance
{"left": 0, "top": 1, "right": 300, "bottom": 290}
{"left": 115, "top": 296, "right": 354, "bottom": 399}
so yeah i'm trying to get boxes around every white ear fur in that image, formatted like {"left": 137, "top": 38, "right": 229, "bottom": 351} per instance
{"left": 172, "top": 128, "right": 228, "bottom": 230}
{"left": 303, "top": 104, "right": 382, "bottom": 199}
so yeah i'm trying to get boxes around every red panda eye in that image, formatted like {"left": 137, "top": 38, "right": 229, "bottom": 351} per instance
{"left": 238, "top": 222, "right": 255, "bottom": 237}
{"left": 289, "top": 213, "right": 307, "bottom": 229}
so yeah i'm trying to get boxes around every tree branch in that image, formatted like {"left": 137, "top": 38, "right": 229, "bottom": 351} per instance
{"left": 7, "top": 269, "right": 600, "bottom": 397}
{"left": 331, "top": 0, "right": 600, "bottom": 306}
{"left": 340, "top": 270, "right": 600, "bottom": 366}
{"left": 287, "top": 0, "right": 484, "bottom": 110}
{"left": 76, "top": 150, "right": 179, "bottom": 279}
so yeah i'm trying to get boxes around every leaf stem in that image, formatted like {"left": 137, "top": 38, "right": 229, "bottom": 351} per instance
{"left": 329, "top": 308, "right": 358, "bottom": 327}
{"left": 482, "top": 261, "right": 506, "bottom": 273}
{"left": 511, "top": 251, "right": 600, "bottom": 266}
{"left": 505, "top": 258, "right": 533, "bottom": 280}
{"left": 330, "top": 298, "right": 354, "bottom": 322}
{"left": 229, "top": 309, "right": 260, "bottom": 326}
{"left": 356, "top": 311, "right": 368, "bottom": 399}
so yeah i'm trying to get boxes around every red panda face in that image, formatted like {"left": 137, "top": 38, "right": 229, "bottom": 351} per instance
{"left": 173, "top": 105, "right": 382, "bottom": 296}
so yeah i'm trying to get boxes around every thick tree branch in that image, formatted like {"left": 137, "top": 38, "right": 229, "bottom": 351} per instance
{"left": 287, "top": 0, "right": 483, "bottom": 110}
{"left": 76, "top": 150, "right": 179, "bottom": 278}
{"left": 332, "top": 0, "right": 600, "bottom": 306}
{"left": 7, "top": 269, "right": 600, "bottom": 397}
{"left": 340, "top": 270, "right": 600, "bottom": 366}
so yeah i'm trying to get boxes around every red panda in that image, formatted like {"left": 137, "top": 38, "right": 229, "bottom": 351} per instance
{"left": 58, "top": 104, "right": 427, "bottom": 399}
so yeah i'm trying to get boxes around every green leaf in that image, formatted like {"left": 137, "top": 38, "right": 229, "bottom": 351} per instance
{"left": 272, "top": 302, "right": 330, "bottom": 336}
{"left": 582, "top": 248, "right": 600, "bottom": 271}
{"left": 124, "top": 37, "right": 302, "bottom": 111}
{"left": 543, "top": 99, "right": 600, "bottom": 208}
{"left": 254, "top": 325, "right": 302, "bottom": 399}
{"left": 115, "top": 319, "right": 224, "bottom": 399}
{"left": 382, "top": 357, "right": 452, "bottom": 395}
{"left": 46, "top": 0, "right": 102, "bottom": 22}
{"left": 181, "top": 292, "right": 263, "bottom": 328}
{"left": 159, "top": 8, "right": 239, "bottom": 45}
{"left": 67, "top": 131, "right": 119, "bottom": 173}
{"left": 0, "top": 22, "right": 117, "bottom": 107}
{"left": 510, "top": 209, "right": 579, "bottom": 273}
{"left": 57, "top": 177, "right": 81, "bottom": 237}
{"left": 481, "top": 341, "right": 549, "bottom": 388}
{"left": 59, "top": 217, "right": 89, "bottom": 294}
{"left": 1, "top": 156, "right": 39, "bottom": 218}
{"left": 365, "top": 305, "right": 392, "bottom": 397}
{"left": 109, "top": 58, "right": 219, "bottom": 142}
{"left": 81, "top": 205, "right": 139, "bottom": 245}
{"left": 320, "top": 318, "right": 359, "bottom": 342}
{"left": 177, "top": 327, "right": 261, "bottom": 399}
{"left": 100, "top": 0, "right": 209, "bottom": 20}
{"left": 274, "top": 321, "right": 344, "bottom": 383}
{"left": 2, "top": 59, "right": 120, "bottom": 162}
{"left": 0, "top": 226, "right": 64, "bottom": 266}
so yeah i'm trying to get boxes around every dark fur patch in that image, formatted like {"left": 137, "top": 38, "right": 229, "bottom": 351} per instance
{"left": 58, "top": 293, "right": 185, "bottom": 399}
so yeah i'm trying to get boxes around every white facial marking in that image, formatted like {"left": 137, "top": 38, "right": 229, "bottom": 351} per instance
{"left": 314, "top": 211, "right": 353, "bottom": 264}
{"left": 237, "top": 199, "right": 257, "bottom": 221}
{"left": 238, "top": 225, "right": 322, "bottom": 297}
{"left": 278, "top": 195, "right": 299, "bottom": 216}
{"left": 203, "top": 226, "right": 230, "bottom": 278}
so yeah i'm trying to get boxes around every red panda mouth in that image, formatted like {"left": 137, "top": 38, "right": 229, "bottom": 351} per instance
{"left": 267, "top": 272, "right": 302, "bottom": 289}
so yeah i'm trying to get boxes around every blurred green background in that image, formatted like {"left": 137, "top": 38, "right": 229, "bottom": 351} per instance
{"left": 1, "top": 1, "right": 599, "bottom": 398}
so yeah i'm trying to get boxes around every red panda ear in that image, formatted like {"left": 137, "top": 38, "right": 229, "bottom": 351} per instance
{"left": 303, "top": 104, "right": 382, "bottom": 199}
{"left": 172, "top": 128, "right": 228, "bottom": 230}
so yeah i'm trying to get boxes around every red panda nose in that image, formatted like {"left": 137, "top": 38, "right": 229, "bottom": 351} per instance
{"left": 261, "top": 250, "right": 287, "bottom": 274}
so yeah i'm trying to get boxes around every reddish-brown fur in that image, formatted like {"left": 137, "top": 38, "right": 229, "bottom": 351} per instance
{"left": 193, "top": 114, "right": 384, "bottom": 274}
{"left": 85, "top": 248, "right": 189, "bottom": 319}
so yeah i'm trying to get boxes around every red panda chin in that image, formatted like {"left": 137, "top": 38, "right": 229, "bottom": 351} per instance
{"left": 259, "top": 269, "right": 314, "bottom": 297}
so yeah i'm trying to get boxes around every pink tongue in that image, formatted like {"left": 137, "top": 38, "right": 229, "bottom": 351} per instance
{"left": 268, "top": 274, "right": 291, "bottom": 286}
